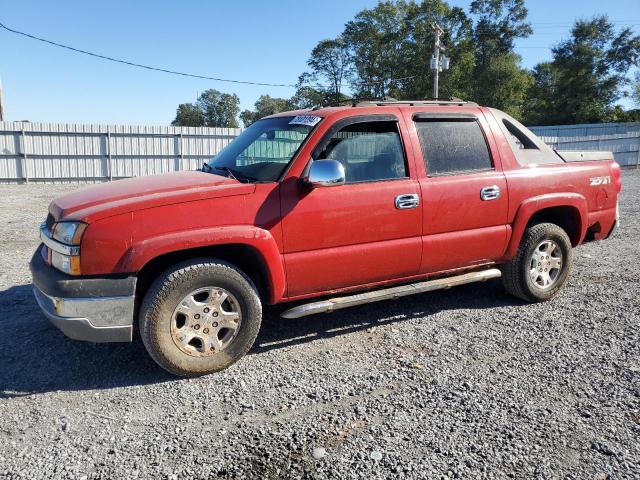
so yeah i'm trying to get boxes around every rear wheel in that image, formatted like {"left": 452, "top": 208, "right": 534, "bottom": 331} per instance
{"left": 139, "top": 259, "right": 262, "bottom": 377}
{"left": 501, "top": 222, "right": 573, "bottom": 302}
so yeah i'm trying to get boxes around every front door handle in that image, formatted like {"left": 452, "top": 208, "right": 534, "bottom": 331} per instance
{"left": 480, "top": 185, "right": 501, "bottom": 201}
{"left": 395, "top": 193, "right": 420, "bottom": 209}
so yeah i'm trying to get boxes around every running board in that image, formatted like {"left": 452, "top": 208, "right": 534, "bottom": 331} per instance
{"left": 280, "top": 268, "right": 502, "bottom": 319}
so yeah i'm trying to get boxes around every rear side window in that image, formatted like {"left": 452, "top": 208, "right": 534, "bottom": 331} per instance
{"left": 489, "top": 108, "right": 564, "bottom": 165}
{"left": 415, "top": 120, "right": 493, "bottom": 176}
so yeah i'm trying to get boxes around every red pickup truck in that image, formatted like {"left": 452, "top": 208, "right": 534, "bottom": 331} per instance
{"left": 30, "top": 99, "right": 621, "bottom": 377}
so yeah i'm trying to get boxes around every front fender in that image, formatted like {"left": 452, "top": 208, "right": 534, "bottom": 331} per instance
{"left": 506, "top": 193, "right": 588, "bottom": 258}
{"left": 117, "top": 226, "right": 286, "bottom": 304}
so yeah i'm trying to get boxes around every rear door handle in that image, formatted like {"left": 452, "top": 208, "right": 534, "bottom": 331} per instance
{"left": 480, "top": 185, "right": 501, "bottom": 201}
{"left": 395, "top": 193, "right": 420, "bottom": 209}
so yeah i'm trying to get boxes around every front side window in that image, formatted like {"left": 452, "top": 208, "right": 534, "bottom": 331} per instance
{"left": 415, "top": 119, "right": 493, "bottom": 176}
{"left": 206, "top": 116, "right": 318, "bottom": 182}
{"left": 315, "top": 121, "right": 407, "bottom": 183}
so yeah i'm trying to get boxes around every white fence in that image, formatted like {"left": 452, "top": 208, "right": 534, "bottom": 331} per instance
{"left": 0, "top": 120, "right": 638, "bottom": 183}
{"left": 530, "top": 122, "right": 640, "bottom": 168}
{"left": 0, "top": 122, "right": 241, "bottom": 183}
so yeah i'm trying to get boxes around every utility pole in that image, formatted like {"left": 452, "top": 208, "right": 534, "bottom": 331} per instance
{"left": 430, "top": 23, "right": 450, "bottom": 99}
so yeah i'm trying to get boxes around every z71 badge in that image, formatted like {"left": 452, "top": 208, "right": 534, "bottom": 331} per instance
{"left": 590, "top": 176, "right": 611, "bottom": 186}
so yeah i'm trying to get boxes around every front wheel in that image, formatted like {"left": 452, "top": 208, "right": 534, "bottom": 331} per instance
{"left": 501, "top": 222, "right": 573, "bottom": 302}
{"left": 139, "top": 259, "right": 262, "bottom": 377}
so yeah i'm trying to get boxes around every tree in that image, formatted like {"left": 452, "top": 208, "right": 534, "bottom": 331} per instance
{"left": 171, "top": 103, "right": 205, "bottom": 127}
{"left": 521, "top": 62, "right": 557, "bottom": 125}
{"left": 397, "top": 0, "right": 475, "bottom": 100}
{"left": 343, "top": 0, "right": 414, "bottom": 99}
{"left": 470, "top": 0, "right": 532, "bottom": 119}
{"left": 632, "top": 72, "right": 640, "bottom": 107}
{"left": 240, "top": 95, "right": 297, "bottom": 127}
{"left": 470, "top": 0, "right": 532, "bottom": 61}
{"left": 290, "top": 73, "right": 351, "bottom": 108}
{"left": 342, "top": 0, "right": 475, "bottom": 100}
{"left": 196, "top": 89, "right": 241, "bottom": 128}
{"left": 524, "top": 16, "right": 640, "bottom": 125}
{"left": 306, "top": 37, "right": 352, "bottom": 103}
{"left": 476, "top": 52, "right": 532, "bottom": 119}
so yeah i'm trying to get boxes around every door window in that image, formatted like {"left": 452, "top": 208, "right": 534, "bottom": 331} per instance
{"left": 316, "top": 121, "right": 407, "bottom": 183}
{"left": 415, "top": 119, "right": 493, "bottom": 176}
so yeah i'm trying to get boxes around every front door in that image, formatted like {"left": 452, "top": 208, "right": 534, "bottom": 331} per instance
{"left": 281, "top": 115, "right": 422, "bottom": 297}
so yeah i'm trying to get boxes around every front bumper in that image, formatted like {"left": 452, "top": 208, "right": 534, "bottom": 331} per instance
{"left": 30, "top": 247, "right": 136, "bottom": 342}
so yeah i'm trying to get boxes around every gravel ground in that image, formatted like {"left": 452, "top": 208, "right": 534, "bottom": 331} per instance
{"left": 0, "top": 171, "right": 639, "bottom": 479}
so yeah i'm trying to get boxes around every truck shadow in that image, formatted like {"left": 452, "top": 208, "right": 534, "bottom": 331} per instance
{"left": 0, "top": 284, "right": 170, "bottom": 399}
{"left": 254, "top": 279, "right": 519, "bottom": 353}
{"left": 0, "top": 280, "right": 520, "bottom": 398}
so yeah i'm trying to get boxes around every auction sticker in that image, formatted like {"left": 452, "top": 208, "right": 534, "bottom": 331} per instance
{"left": 289, "top": 115, "right": 322, "bottom": 127}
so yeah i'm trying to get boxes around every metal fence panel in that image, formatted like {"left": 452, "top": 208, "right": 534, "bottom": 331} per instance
{"left": 0, "top": 122, "right": 242, "bottom": 183}
{"left": 531, "top": 123, "right": 640, "bottom": 167}
{"left": 530, "top": 122, "right": 640, "bottom": 138}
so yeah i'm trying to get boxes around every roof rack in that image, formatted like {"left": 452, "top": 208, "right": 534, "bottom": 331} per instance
{"left": 355, "top": 97, "right": 477, "bottom": 107}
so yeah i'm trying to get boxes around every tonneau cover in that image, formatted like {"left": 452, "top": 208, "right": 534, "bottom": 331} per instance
{"left": 555, "top": 151, "right": 614, "bottom": 162}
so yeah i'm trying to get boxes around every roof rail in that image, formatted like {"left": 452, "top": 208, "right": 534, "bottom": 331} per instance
{"left": 355, "top": 97, "right": 477, "bottom": 107}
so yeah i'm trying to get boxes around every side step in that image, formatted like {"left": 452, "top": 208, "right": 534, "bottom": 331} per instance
{"left": 280, "top": 268, "right": 502, "bottom": 319}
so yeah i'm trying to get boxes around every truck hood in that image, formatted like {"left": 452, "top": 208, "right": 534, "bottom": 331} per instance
{"left": 50, "top": 171, "right": 256, "bottom": 223}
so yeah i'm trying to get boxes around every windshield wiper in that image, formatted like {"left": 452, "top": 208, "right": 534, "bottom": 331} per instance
{"left": 214, "top": 166, "right": 258, "bottom": 183}
{"left": 201, "top": 162, "right": 213, "bottom": 173}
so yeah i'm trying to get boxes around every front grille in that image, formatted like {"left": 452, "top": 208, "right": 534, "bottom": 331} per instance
{"left": 45, "top": 213, "right": 55, "bottom": 230}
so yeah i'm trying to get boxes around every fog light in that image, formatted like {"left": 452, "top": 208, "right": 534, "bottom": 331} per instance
{"left": 51, "top": 251, "right": 81, "bottom": 275}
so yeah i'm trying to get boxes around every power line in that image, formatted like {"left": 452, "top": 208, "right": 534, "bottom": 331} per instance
{"left": 2, "top": 18, "right": 632, "bottom": 92}
{"left": 0, "top": 20, "right": 417, "bottom": 90}
{"left": 0, "top": 20, "right": 299, "bottom": 88}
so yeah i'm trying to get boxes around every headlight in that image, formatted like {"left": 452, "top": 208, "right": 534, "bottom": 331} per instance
{"left": 44, "top": 221, "right": 87, "bottom": 275}
{"left": 52, "top": 222, "right": 87, "bottom": 245}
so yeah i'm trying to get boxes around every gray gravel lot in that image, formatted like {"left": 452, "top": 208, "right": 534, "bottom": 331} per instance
{"left": 0, "top": 172, "right": 639, "bottom": 479}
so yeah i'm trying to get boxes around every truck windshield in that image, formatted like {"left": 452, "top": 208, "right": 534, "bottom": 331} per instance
{"left": 205, "top": 116, "right": 319, "bottom": 182}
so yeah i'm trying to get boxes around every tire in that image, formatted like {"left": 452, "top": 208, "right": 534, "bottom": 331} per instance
{"left": 139, "top": 258, "right": 262, "bottom": 377}
{"left": 501, "top": 222, "right": 573, "bottom": 303}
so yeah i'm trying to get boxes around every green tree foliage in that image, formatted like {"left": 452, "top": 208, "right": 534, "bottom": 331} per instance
{"left": 290, "top": 84, "right": 328, "bottom": 109}
{"left": 470, "top": 0, "right": 532, "bottom": 61}
{"left": 326, "top": 0, "right": 528, "bottom": 110}
{"left": 341, "top": 0, "right": 474, "bottom": 99}
{"left": 240, "top": 95, "right": 297, "bottom": 127}
{"left": 524, "top": 16, "right": 640, "bottom": 125}
{"left": 172, "top": 90, "right": 240, "bottom": 128}
{"left": 342, "top": 1, "right": 412, "bottom": 99}
{"left": 473, "top": 52, "right": 532, "bottom": 119}
{"left": 470, "top": 0, "right": 532, "bottom": 119}
{"left": 633, "top": 73, "right": 640, "bottom": 107}
{"left": 306, "top": 37, "right": 352, "bottom": 103}
{"left": 395, "top": 0, "right": 476, "bottom": 101}
{"left": 171, "top": 103, "right": 204, "bottom": 127}
{"left": 292, "top": 73, "right": 352, "bottom": 108}
{"left": 197, "top": 89, "right": 241, "bottom": 128}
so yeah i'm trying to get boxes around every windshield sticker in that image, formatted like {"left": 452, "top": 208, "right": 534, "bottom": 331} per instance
{"left": 289, "top": 115, "right": 322, "bottom": 127}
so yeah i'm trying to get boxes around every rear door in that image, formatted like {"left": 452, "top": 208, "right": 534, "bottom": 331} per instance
{"left": 407, "top": 111, "right": 509, "bottom": 273}
{"left": 280, "top": 113, "right": 422, "bottom": 297}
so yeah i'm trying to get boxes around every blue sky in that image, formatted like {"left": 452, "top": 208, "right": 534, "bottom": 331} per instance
{"left": 0, "top": 0, "right": 638, "bottom": 124}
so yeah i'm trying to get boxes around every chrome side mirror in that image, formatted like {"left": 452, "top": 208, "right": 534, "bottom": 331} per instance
{"left": 303, "top": 160, "right": 345, "bottom": 187}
